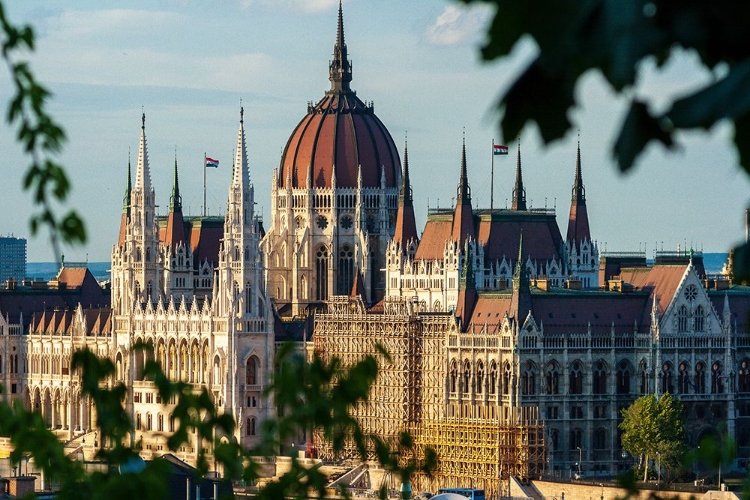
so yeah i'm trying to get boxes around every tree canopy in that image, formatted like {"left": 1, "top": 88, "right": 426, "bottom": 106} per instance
{"left": 620, "top": 394, "right": 687, "bottom": 482}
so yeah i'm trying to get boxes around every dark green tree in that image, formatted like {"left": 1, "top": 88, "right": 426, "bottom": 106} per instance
{"left": 620, "top": 394, "right": 687, "bottom": 483}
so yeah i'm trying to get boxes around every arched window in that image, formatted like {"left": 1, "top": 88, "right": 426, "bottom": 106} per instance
{"left": 677, "top": 305, "right": 689, "bottom": 332}
{"left": 462, "top": 360, "right": 471, "bottom": 394}
{"left": 246, "top": 357, "right": 258, "bottom": 385}
{"left": 678, "top": 362, "right": 690, "bottom": 393}
{"left": 593, "top": 361, "right": 607, "bottom": 394}
{"left": 503, "top": 362, "right": 511, "bottom": 395}
{"left": 546, "top": 362, "right": 559, "bottom": 395}
{"left": 315, "top": 247, "right": 329, "bottom": 300}
{"left": 475, "top": 360, "right": 484, "bottom": 395}
{"left": 616, "top": 360, "right": 631, "bottom": 395}
{"left": 489, "top": 361, "right": 498, "bottom": 395}
{"left": 450, "top": 360, "right": 458, "bottom": 393}
{"left": 569, "top": 361, "right": 583, "bottom": 394}
{"left": 639, "top": 360, "right": 649, "bottom": 394}
{"left": 569, "top": 428, "right": 583, "bottom": 450}
{"left": 337, "top": 245, "right": 354, "bottom": 295}
{"left": 245, "top": 282, "right": 252, "bottom": 314}
{"left": 740, "top": 360, "right": 750, "bottom": 393}
{"left": 146, "top": 280, "right": 153, "bottom": 298}
{"left": 694, "top": 305, "right": 705, "bottom": 332}
{"left": 522, "top": 361, "right": 536, "bottom": 395}
{"left": 593, "top": 428, "right": 607, "bottom": 450}
{"left": 711, "top": 362, "right": 724, "bottom": 394}
{"left": 661, "top": 362, "right": 674, "bottom": 394}
{"left": 695, "top": 362, "right": 706, "bottom": 393}
{"left": 158, "top": 414, "right": 163, "bottom": 432}
{"left": 147, "top": 413, "right": 152, "bottom": 431}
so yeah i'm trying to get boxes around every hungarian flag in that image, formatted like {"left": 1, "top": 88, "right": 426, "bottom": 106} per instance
{"left": 493, "top": 144, "right": 508, "bottom": 155}
{"left": 205, "top": 157, "right": 219, "bottom": 168}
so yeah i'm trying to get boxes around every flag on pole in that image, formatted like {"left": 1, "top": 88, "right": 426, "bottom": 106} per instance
{"left": 205, "top": 157, "right": 220, "bottom": 168}
{"left": 493, "top": 144, "right": 508, "bottom": 155}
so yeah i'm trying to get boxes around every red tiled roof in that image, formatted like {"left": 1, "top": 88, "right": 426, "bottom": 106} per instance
{"left": 476, "top": 211, "right": 564, "bottom": 263}
{"left": 466, "top": 290, "right": 651, "bottom": 335}
{"left": 57, "top": 267, "right": 88, "bottom": 289}
{"left": 618, "top": 265, "right": 686, "bottom": 315}
{"left": 414, "top": 215, "right": 453, "bottom": 261}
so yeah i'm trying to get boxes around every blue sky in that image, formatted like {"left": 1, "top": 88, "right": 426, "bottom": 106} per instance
{"left": 1, "top": 0, "right": 748, "bottom": 262}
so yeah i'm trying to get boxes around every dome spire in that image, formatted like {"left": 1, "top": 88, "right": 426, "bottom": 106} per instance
{"left": 329, "top": 0, "right": 352, "bottom": 92}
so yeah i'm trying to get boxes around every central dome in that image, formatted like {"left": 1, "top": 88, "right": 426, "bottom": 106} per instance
{"left": 278, "top": 4, "right": 401, "bottom": 190}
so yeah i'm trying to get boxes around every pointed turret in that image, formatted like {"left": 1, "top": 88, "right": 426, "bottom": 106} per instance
{"left": 451, "top": 137, "right": 476, "bottom": 243}
{"left": 509, "top": 232, "right": 532, "bottom": 320}
{"left": 511, "top": 143, "right": 526, "bottom": 211}
{"left": 232, "top": 106, "right": 250, "bottom": 191}
{"left": 393, "top": 139, "right": 418, "bottom": 249}
{"left": 164, "top": 154, "right": 186, "bottom": 249}
{"left": 118, "top": 156, "right": 132, "bottom": 247}
{"left": 566, "top": 139, "right": 591, "bottom": 249}
{"left": 134, "top": 113, "right": 152, "bottom": 194}
{"left": 329, "top": 1, "right": 352, "bottom": 93}
{"left": 456, "top": 240, "right": 477, "bottom": 330}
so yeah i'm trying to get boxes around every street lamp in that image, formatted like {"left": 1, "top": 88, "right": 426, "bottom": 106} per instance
{"left": 576, "top": 446, "right": 582, "bottom": 477}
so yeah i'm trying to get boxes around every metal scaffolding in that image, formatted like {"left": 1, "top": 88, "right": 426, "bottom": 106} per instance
{"left": 313, "top": 296, "right": 546, "bottom": 500}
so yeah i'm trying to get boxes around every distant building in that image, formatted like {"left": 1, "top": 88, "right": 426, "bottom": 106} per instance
{"left": 0, "top": 237, "right": 26, "bottom": 284}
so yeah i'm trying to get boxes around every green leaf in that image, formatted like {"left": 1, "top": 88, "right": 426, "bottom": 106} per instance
{"left": 613, "top": 99, "right": 674, "bottom": 172}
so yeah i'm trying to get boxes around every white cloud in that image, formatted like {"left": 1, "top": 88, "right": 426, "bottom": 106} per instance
{"left": 425, "top": 4, "right": 493, "bottom": 46}
{"left": 240, "top": 0, "right": 339, "bottom": 13}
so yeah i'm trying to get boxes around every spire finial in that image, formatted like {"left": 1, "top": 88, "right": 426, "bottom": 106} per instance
{"left": 240, "top": 105, "right": 244, "bottom": 124}
{"left": 329, "top": 0, "right": 352, "bottom": 92}
{"left": 141, "top": 110, "right": 145, "bottom": 131}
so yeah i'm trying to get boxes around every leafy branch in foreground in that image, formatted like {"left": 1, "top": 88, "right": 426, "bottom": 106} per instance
{"left": 0, "top": 2, "right": 85, "bottom": 260}
{"left": 0, "top": 343, "right": 431, "bottom": 500}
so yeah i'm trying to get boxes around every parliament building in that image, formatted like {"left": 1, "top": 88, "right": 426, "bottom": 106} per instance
{"left": 2, "top": 3, "right": 750, "bottom": 497}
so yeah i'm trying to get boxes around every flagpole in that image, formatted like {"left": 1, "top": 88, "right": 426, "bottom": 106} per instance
{"left": 491, "top": 139, "right": 495, "bottom": 210}
{"left": 203, "top": 152, "right": 207, "bottom": 217}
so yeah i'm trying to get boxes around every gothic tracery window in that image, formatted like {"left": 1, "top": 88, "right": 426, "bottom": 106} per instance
{"left": 677, "top": 305, "right": 689, "bottom": 333}
{"left": 546, "top": 362, "right": 559, "bottom": 395}
{"left": 316, "top": 246, "right": 329, "bottom": 300}
{"left": 337, "top": 244, "right": 354, "bottom": 295}
{"left": 616, "top": 360, "right": 631, "bottom": 395}
{"left": 740, "top": 360, "right": 750, "bottom": 393}
{"left": 661, "top": 362, "right": 674, "bottom": 394}
{"left": 569, "top": 361, "right": 583, "bottom": 395}
{"left": 593, "top": 361, "right": 607, "bottom": 394}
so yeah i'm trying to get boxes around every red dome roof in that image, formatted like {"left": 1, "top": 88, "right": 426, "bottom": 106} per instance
{"left": 278, "top": 4, "right": 400, "bottom": 190}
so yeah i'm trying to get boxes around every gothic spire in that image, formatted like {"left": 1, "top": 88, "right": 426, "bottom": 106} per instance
{"left": 123, "top": 153, "right": 132, "bottom": 214}
{"left": 511, "top": 142, "right": 526, "bottom": 211}
{"left": 393, "top": 138, "right": 418, "bottom": 248}
{"left": 566, "top": 138, "right": 592, "bottom": 249}
{"left": 232, "top": 106, "right": 249, "bottom": 189}
{"left": 572, "top": 136, "right": 585, "bottom": 203}
{"left": 169, "top": 152, "right": 182, "bottom": 212}
{"left": 133, "top": 112, "right": 152, "bottom": 193}
{"left": 510, "top": 231, "right": 532, "bottom": 321}
{"left": 451, "top": 136, "right": 476, "bottom": 243}
{"left": 456, "top": 135, "right": 471, "bottom": 205}
{"left": 118, "top": 154, "right": 132, "bottom": 247}
{"left": 165, "top": 152, "right": 186, "bottom": 249}
{"left": 329, "top": 0, "right": 352, "bottom": 93}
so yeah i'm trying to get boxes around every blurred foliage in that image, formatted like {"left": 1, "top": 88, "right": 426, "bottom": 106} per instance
{"left": 466, "top": 0, "right": 750, "bottom": 279}
{"left": 0, "top": 344, "right": 432, "bottom": 500}
{"left": 0, "top": 2, "right": 86, "bottom": 262}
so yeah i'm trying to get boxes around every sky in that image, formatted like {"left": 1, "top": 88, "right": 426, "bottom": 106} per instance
{"left": 1, "top": 0, "right": 748, "bottom": 263}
